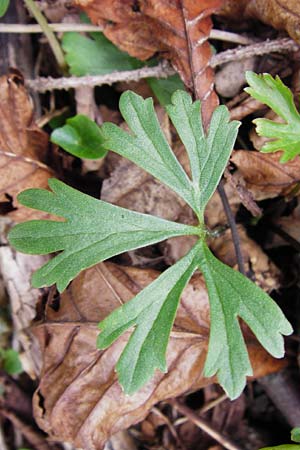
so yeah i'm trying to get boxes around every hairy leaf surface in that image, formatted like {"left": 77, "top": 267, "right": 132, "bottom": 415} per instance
{"left": 245, "top": 71, "right": 300, "bottom": 162}
{"left": 97, "top": 243, "right": 201, "bottom": 393}
{"left": 8, "top": 179, "right": 198, "bottom": 292}
{"left": 198, "top": 240, "right": 293, "bottom": 399}
{"left": 166, "top": 91, "right": 239, "bottom": 216}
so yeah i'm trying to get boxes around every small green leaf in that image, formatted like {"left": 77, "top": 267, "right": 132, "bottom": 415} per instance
{"left": 8, "top": 179, "right": 199, "bottom": 292}
{"left": 197, "top": 240, "right": 292, "bottom": 399}
{"left": 147, "top": 75, "right": 185, "bottom": 106}
{"left": 166, "top": 91, "right": 240, "bottom": 217}
{"left": 98, "top": 242, "right": 200, "bottom": 394}
{"left": 62, "top": 32, "right": 143, "bottom": 76}
{"left": 51, "top": 115, "right": 107, "bottom": 159}
{"left": 245, "top": 71, "right": 300, "bottom": 162}
{"left": 0, "top": 0, "right": 9, "bottom": 17}
{"left": 0, "top": 349, "right": 22, "bottom": 375}
{"left": 292, "top": 428, "right": 300, "bottom": 443}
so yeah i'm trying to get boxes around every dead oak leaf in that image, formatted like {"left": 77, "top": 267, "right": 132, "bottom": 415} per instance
{"left": 0, "top": 70, "right": 53, "bottom": 221}
{"left": 32, "top": 262, "right": 286, "bottom": 450}
{"left": 231, "top": 150, "right": 300, "bottom": 200}
{"left": 74, "top": 0, "right": 222, "bottom": 127}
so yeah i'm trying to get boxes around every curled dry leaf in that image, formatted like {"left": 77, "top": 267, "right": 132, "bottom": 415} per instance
{"left": 231, "top": 150, "right": 300, "bottom": 200}
{"left": 32, "top": 261, "right": 286, "bottom": 450}
{"left": 219, "top": 0, "right": 300, "bottom": 44}
{"left": 0, "top": 70, "right": 52, "bottom": 221}
{"left": 74, "top": 0, "right": 222, "bottom": 127}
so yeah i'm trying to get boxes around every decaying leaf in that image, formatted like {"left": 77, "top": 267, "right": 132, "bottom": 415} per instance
{"left": 74, "top": 0, "right": 222, "bottom": 127}
{"left": 209, "top": 225, "right": 280, "bottom": 291}
{"left": 0, "top": 70, "right": 52, "bottom": 221}
{"left": 219, "top": 0, "right": 300, "bottom": 44}
{"left": 231, "top": 150, "right": 300, "bottom": 200}
{"left": 32, "top": 261, "right": 287, "bottom": 449}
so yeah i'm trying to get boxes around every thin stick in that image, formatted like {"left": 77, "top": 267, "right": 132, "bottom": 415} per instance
{"left": 170, "top": 399, "right": 243, "bottom": 450}
{"left": 174, "top": 393, "right": 228, "bottom": 426}
{"left": 24, "top": 0, "right": 67, "bottom": 72}
{"left": 217, "top": 181, "right": 246, "bottom": 275}
{"left": 211, "top": 37, "right": 299, "bottom": 67}
{"left": 24, "top": 37, "right": 299, "bottom": 92}
{"left": 0, "top": 23, "right": 254, "bottom": 44}
{"left": 25, "top": 61, "right": 175, "bottom": 92}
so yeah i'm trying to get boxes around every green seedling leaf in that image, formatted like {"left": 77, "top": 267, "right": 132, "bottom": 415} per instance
{"left": 0, "top": 349, "right": 22, "bottom": 375}
{"left": 292, "top": 428, "right": 300, "bottom": 443}
{"left": 245, "top": 71, "right": 300, "bottom": 162}
{"left": 62, "top": 32, "right": 143, "bottom": 76}
{"left": 9, "top": 89, "right": 292, "bottom": 400}
{"left": 8, "top": 178, "right": 199, "bottom": 292}
{"left": 197, "top": 240, "right": 292, "bottom": 399}
{"left": 51, "top": 114, "right": 107, "bottom": 159}
{"left": 147, "top": 74, "right": 185, "bottom": 106}
{"left": 0, "top": 0, "right": 9, "bottom": 17}
{"left": 166, "top": 91, "right": 239, "bottom": 218}
{"left": 98, "top": 242, "right": 200, "bottom": 394}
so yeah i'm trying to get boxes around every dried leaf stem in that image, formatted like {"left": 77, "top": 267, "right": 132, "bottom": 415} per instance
{"left": 217, "top": 181, "right": 246, "bottom": 275}
{"left": 0, "top": 23, "right": 254, "bottom": 44}
{"left": 170, "top": 399, "right": 243, "bottom": 450}
{"left": 25, "top": 38, "right": 299, "bottom": 92}
{"left": 24, "top": 0, "right": 67, "bottom": 72}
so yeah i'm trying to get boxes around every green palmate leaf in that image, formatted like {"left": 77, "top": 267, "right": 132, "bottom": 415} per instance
{"left": 166, "top": 91, "right": 239, "bottom": 217}
{"left": 62, "top": 32, "right": 143, "bottom": 76}
{"left": 51, "top": 114, "right": 107, "bottom": 159}
{"left": 0, "top": 0, "right": 9, "bottom": 17}
{"left": 245, "top": 71, "right": 300, "bottom": 162}
{"left": 8, "top": 89, "right": 292, "bottom": 400}
{"left": 147, "top": 75, "right": 185, "bottom": 106}
{"left": 98, "top": 242, "right": 201, "bottom": 394}
{"left": 8, "top": 178, "right": 199, "bottom": 292}
{"left": 101, "top": 91, "right": 196, "bottom": 212}
{"left": 197, "top": 240, "right": 292, "bottom": 399}
{"left": 101, "top": 90, "right": 239, "bottom": 220}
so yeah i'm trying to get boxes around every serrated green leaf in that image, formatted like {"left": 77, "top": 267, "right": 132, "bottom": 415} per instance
{"left": 166, "top": 91, "right": 240, "bottom": 216}
{"left": 0, "top": 349, "right": 22, "bottom": 375}
{"left": 245, "top": 71, "right": 300, "bottom": 162}
{"left": 97, "top": 242, "right": 200, "bottom": 394}
{"left": 51, "top": 114, "right": 107, "bottom": 159}
{"left": 8, "top": 179, "right": 199, "bottom": 292}
{"left": 292, "top": 429, "right": 300, "bottom": 443}
{"left": 101, "top": 91, "right": 198, "bottom": 214}
{"left": 197, "top": 240, "right": 292, "bottom": 399}
{"left": 0, "top": 0, "right": 9, "bottom": 17}
{"left": 147, "top": 75, "right": 185, "bottom": 106}
{"left": 62, "top": 32, "right": 143, "bottom": 76}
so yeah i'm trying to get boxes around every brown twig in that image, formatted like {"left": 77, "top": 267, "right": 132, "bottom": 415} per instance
{"left": 217, "top": 181, "right": 246, "bottom": 275}
{"left": 0, "top": 23, "right": 254, "bottom": 44}
{"left": 25, "top": 38, "right": 299, "bottom": 92}
{"left": 170, "top": 399, "right": 243, "bottom": 450}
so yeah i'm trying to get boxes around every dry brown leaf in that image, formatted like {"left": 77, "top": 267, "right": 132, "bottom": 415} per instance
{"left": 231, "top": 150, "right": 300, "bottom": 200}
{"left": 219, "top": 0, "right": 300, "bottom": 44}
{"left": 0, "top": 70, "right": 52, "bottom": 221}
{"left": 209, "top": 225, "right": 280, "bottom": 291}
{"left": 74, "top": 0, "right": 222, "bottom": 127}
{"left": 32, "top": 261, "right": 286, "bottom": 449}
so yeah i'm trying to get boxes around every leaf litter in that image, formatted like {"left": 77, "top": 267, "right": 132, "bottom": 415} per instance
{"left": 2, "top": 1, "right": 300, "bottom": 449}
